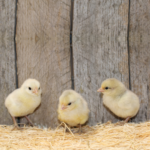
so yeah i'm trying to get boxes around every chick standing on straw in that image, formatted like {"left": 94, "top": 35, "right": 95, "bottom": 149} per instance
{"left": 57, "top": 89, "right": 89, "bottom": 134}
{"left": 97, "top": 78, "right": 140, "bottom": 123}
{"left": 5, "top": 78, "right": 42, "bottom": 130}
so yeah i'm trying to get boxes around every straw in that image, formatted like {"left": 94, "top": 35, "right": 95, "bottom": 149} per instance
{"left": 0, "top": 121, "right": 150, "bottom": 150}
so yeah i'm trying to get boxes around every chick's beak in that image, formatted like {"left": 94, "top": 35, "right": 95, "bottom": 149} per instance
{"left": 97, "top": 88, "right": 104, "bottom": 92}
{"left": 61, "top": 105, "right": 67, "bottom": 110}
{"left": 33, "top": 88, "right": 38, "bottom": 95}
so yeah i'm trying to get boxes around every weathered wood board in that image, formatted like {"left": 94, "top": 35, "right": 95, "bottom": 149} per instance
{"left": 16, "top": 0, "right": 71, "bottom": 128}
{"left": 129, "top": 0, "right": 150, "bottom": 122}
{"left": 0, "top": 0, "right": 17, "bottom": 124}
{"left": 73, "top": 0, "right": 129, "bottom": 125}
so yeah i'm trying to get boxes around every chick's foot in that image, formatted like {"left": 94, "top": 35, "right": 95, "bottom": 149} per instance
{"left": 115, "top": 116, "right": 131, "bottom": 126}
{"left": 11, "top": 125, "right": 23, "bottom": 131}
{"left": 72, "top": 124, "right": 84, "bottom": 134}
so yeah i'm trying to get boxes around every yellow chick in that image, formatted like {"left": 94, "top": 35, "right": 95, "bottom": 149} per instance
{"left": 57, "top": 89, "right": 89, "bottom": 134}
{"left": 5, "top": 78, "right": 42, "bottom": 129}
{"left": 97, "top": 78, "right": 140, "bottom": 123}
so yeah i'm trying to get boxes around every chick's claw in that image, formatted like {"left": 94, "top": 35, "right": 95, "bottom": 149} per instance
{"left": 11, "top": 125, "right": 23, "bottom": 131}
{"left": 115, "top": 121, "right": 125, "bottom": 126}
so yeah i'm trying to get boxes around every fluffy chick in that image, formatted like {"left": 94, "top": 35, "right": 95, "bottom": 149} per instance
{"left": 97, "top": 78, "right": 140, "bottom": 123}
{"left": 5, "top": 78, "right": 42, "bottom": 129}
{"left": 58, "top": 90, "right": 89, "bottom": 134}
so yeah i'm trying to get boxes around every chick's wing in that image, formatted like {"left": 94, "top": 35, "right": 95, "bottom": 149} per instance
{"left": 117, "top": 91, "right": 133, "bottom": 110}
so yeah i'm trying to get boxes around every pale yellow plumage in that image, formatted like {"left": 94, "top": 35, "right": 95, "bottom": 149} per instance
{"left": 58, "top": 90, "right": 89, "bottom": 132}
{"left": 97, "top": 78, "right": 140, "bottom": 121}
{"left": 5, "top": 78, "right": 42, "bottom": 128}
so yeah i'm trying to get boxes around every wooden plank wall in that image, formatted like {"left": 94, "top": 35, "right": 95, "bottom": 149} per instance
{"left": 0, "top": 0, "right": 150, "bottom": 127}
{"left": 129, "top": 0, "right": 150, "bottom": 122}
{"left": 0, "top": 0, "right": 17, "bottom": 124}
{"left": 73, "top": 0, "right": 129, "bottom": 125}
{"left": 73, "top": 0, "right": 150, "bottom": 125}
{"left": 16, "top": 0, "right": 71, "bottom": 128}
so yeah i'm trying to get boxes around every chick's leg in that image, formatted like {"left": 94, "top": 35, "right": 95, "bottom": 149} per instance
{"left": 124, "top": 116, "right": 131, "bottom": 123}
{"left": 25, "top": 116, "right": 34, "bottom": 126}
{"left": 79, "top": 124, "right": 82, "bottom": 134}
{"left": 11, "top": 116, "right": 20, "bottom": 130}
{"left": 73, "top": 124, "right": 82, "bottom": 134}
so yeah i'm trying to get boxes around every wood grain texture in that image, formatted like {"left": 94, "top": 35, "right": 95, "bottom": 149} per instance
{"left": 73, "top": 0, "right": 129, "bottom": 125}
{"left": 129, "top": 0, "right": 150, "bottom": 122}
{"left": 16, "top": 0, "right": 71, "bottom": 128}
{"left": 0, "top": 0, "right": 16, "bottom": 124}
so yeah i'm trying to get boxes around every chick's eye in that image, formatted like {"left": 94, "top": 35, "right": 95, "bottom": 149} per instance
{"left": 28, "top": 87, "right": 32, "bottom": 90}
{"left": 38, "top": 87, "right": 40, "bottom": 90}
{"left": 105, "top": 87, "right": 109, "bottom": 90}
{"left": 68, "top": 102, "right": 72, "bottom": 106}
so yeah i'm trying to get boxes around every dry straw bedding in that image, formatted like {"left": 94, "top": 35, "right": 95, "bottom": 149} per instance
{"left": 0, "top": 121, "right": 150, "bottom": 150}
